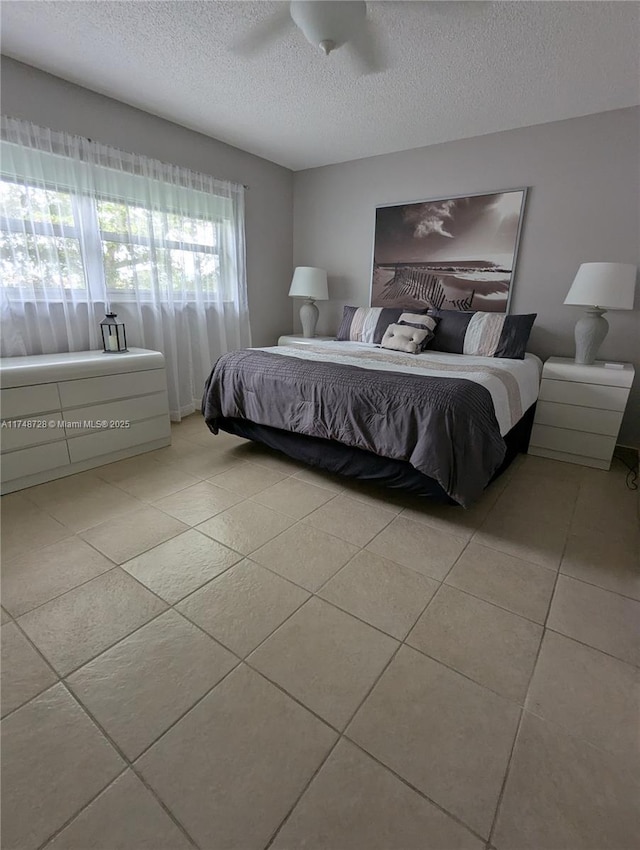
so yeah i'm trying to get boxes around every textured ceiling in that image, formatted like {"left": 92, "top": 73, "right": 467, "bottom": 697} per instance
{"left": 1, "top": 1, "right": 639, "bottom": 170}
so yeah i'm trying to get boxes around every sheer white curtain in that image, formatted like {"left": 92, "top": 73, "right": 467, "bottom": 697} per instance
{"left": 0, "top": 116, "right": 251, "bottom": 420}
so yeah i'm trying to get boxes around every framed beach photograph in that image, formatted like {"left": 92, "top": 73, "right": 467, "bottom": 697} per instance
{"left": 371, "top": 188, "right": 527, "bottom": 313}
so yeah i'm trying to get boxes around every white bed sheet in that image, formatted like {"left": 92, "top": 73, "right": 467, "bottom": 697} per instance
{"left": 263, "top": 340, "right": 542, "bottom": 437}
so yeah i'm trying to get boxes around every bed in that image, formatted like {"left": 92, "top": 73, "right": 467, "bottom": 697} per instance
{"left": 202, "top": 338, "right": 542, "bottom": 508}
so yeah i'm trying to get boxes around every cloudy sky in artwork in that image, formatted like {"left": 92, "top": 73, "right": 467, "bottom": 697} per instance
{"left": 374, "top": 191, "right": 525, "bottom": 268}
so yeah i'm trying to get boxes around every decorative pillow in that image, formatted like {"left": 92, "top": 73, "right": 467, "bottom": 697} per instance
{"left": 381, "top": 323, "right": 429, "bottom": 355}
{"left": 398, "top": 312, "right": 438, "bottom": 332}
{"left": 336, "top": 306, "right": 426, "bottom": 345}
{"left": 397, "top": 312, "right": 438, "bottom": 348}
{"left": 427, "top": 310, "right": 536, "bottom": 359}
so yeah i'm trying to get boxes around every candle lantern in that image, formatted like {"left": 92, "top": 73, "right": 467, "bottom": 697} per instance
{"left": 100, "top": 312, "right": 128, "bottom": 353}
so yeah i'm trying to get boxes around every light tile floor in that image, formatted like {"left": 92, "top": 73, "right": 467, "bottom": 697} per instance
{"left": 1, "top": 413, "right": 639, "bottom": 850}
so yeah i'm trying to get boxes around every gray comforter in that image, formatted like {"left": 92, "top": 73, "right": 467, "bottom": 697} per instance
{"left": 202, "top": 348, "right": 506, "bottom": 506}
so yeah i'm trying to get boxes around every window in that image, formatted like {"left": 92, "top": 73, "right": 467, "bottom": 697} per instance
{"left": 0, "top": 181, "right": 84, "bottom": 290}
{"left": 1, "top": 179, "right": 224, "bottom": 299}
{"left": 97, "top": 201, "right": 220, "bottom": 294}
{"left": 1, "top": 116, "right": 250, "bottom": 412}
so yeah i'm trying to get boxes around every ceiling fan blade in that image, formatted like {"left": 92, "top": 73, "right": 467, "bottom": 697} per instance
{"left": 230, "top": 6, "right": 294, "bottom": 57}
{"left": 348, "top": 18, "right": 388, "bottom": 76}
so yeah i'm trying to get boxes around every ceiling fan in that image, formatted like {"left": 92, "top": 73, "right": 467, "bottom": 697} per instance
{"left": 232, "top": 1, "right": 487, "bottom": 76}
{"left": 231, "top": 1, "right": 385, "bottom": 75}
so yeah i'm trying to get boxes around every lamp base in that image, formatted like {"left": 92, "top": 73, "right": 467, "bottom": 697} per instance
{"left": 299, "top": 299, "right": 319, "bottom": 339}
{"left": 574, "top": 308, "right": 609, "bottom": 365}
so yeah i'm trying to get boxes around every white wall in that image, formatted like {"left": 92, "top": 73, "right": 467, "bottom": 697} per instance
{"left": 293, "top": 108, "right": 640, "bottom": 446}
{"left": 0, "top": 57, "right": 294, "bottom": 348}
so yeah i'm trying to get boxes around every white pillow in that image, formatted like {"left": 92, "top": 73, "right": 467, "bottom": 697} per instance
{"left": 380, "top": 323, "right": 429, "bottom": 354}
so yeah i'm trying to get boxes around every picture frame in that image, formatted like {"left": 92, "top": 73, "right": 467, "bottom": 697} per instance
{"left": 370, "top": 188, "right": 528, "bottom": 314}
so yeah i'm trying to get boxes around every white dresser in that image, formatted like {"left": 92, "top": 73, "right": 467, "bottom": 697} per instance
{"left": 528, "top": 356, "right": 635, "bottom": 470}
{"left": 0, "top": 348, "right": 171, "bottom": 494}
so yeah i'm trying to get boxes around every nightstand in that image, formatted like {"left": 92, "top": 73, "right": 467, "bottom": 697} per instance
{"left": 528, "top": 356, "right": 635, "bottom": 470}
{"left": 277, "top": 335, "right": 334, "bottom": 345}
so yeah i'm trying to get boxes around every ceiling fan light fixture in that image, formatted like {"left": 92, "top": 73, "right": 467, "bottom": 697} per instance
{"left": 290, "top": 0, "right": 367, "bottom": 53}
{"left": 319, "top": 39, "right": 336, "bottom": 55}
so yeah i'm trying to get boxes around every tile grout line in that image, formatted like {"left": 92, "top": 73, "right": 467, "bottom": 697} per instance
{"left": 400, "top": 643, "right": 529, "bottom": 711}
{"left": 342, "top": 736, "right": 490, "bottom": 847}
{"left": 19, "top": 600, "right": 170, "bottom": 684}
{"left": 467, "top": 525, "right": 565, "bottom": 573}
{"left": 262, "top": 561, "right": 494, "bottom": 850}
{"left": 3, "top": 617, "right": 63, "bottom": 720}
{"left": 542, "top": 625, "right": 640, "bottom": 671}
{"left": 34, "top": 763, "right": 131, "bottom": 850}
{"left": 515, "top": 700, "right": 640, "bottom": 760}
{"left": 4, "top": 559, "right": 120, "bottom": 622}
{"left": 553, "top": 569, "right": 640, "bottom": 605}
{"left": 121, "top": 658, "right": 245, "bottom": 764}
{"left": 213, "top": 495, "right": 464, "bottom": 845}
{"left": 54, "top": 566, "right": 248, "bottom": 681}
{"left": 35, "top": 680, "right": 203, "bottom": 850}
{"left": 261, "top": 737, "right": 343, "bottom": 850}
{"left": 242, "top": 663, "right": 344, "bottom": 737}
{"left": 439, "top": 577, "right": 551, "bottom": 626}
{"left": 179, "top": 597, "right": 311, "bottom": 677}
{"left": 485, "top": 475, "right": 580, "bottom": 847}
{"left": 261, "top": 636, "right": 409, "bottom": 850}
{"left": 260, "top": 562, "right": 481, "bottom": 848}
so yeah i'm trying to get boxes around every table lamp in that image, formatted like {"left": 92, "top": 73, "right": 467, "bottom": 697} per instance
{"left": 288, "top": 267, "right": 329, "bottom": 338}
{"left": 563, "top": 263, "right": 636, "bottom": 364}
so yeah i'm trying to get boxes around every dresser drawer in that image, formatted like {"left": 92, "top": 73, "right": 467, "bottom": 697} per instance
{"left": 1, "top": 414, "right": 66, "bottom": 451}
{"left": 58, "top": 369, "right": 167, "bottom": 408}
{"left": 527, "top": 446, "right": 610, "bottom": 470}
{"left": 63, "top": 392, "right": 170, "bottom": 437}
{"left": 67, "top": 416, "right": 171, "bottom": 463}
{"left": 1, "top": 441, "right": 70, "bottom": 481}
{"left": 535, "top": 401, "right": 623, "bottom": 437}
{"left": 538, "top": 378, "right": 629, "bottom": 412}
{"left": 530, "top": 424, "right": 616, "bottom": 462}
{"left": 0, "top": 384, "right": 61, "bottom": 418}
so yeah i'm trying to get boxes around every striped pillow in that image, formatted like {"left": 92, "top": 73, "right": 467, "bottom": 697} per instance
{"left": 427, "top": 310, "right": 536, "bottom": 359}
{"left": 337, "top": 306, "right": 407, "bottom": 344}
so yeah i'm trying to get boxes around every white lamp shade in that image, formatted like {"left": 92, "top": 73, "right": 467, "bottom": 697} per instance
{"left": 288, "top": 267, "right": 328, "bottom": 301}
{"left": 564, "top": 263, "right": 636, "bottom": 310}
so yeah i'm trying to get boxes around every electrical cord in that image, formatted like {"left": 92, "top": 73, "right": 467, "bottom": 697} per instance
{"left": 613, "top": 449, "right": 639, "bottom": 491}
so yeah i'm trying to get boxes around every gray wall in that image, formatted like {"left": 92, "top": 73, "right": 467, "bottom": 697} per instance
{"left": 0, "top": 57, "right": 293, "bottom": 348}
{"left": 293, "top": 108, "right": 640, "bottom": 446}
